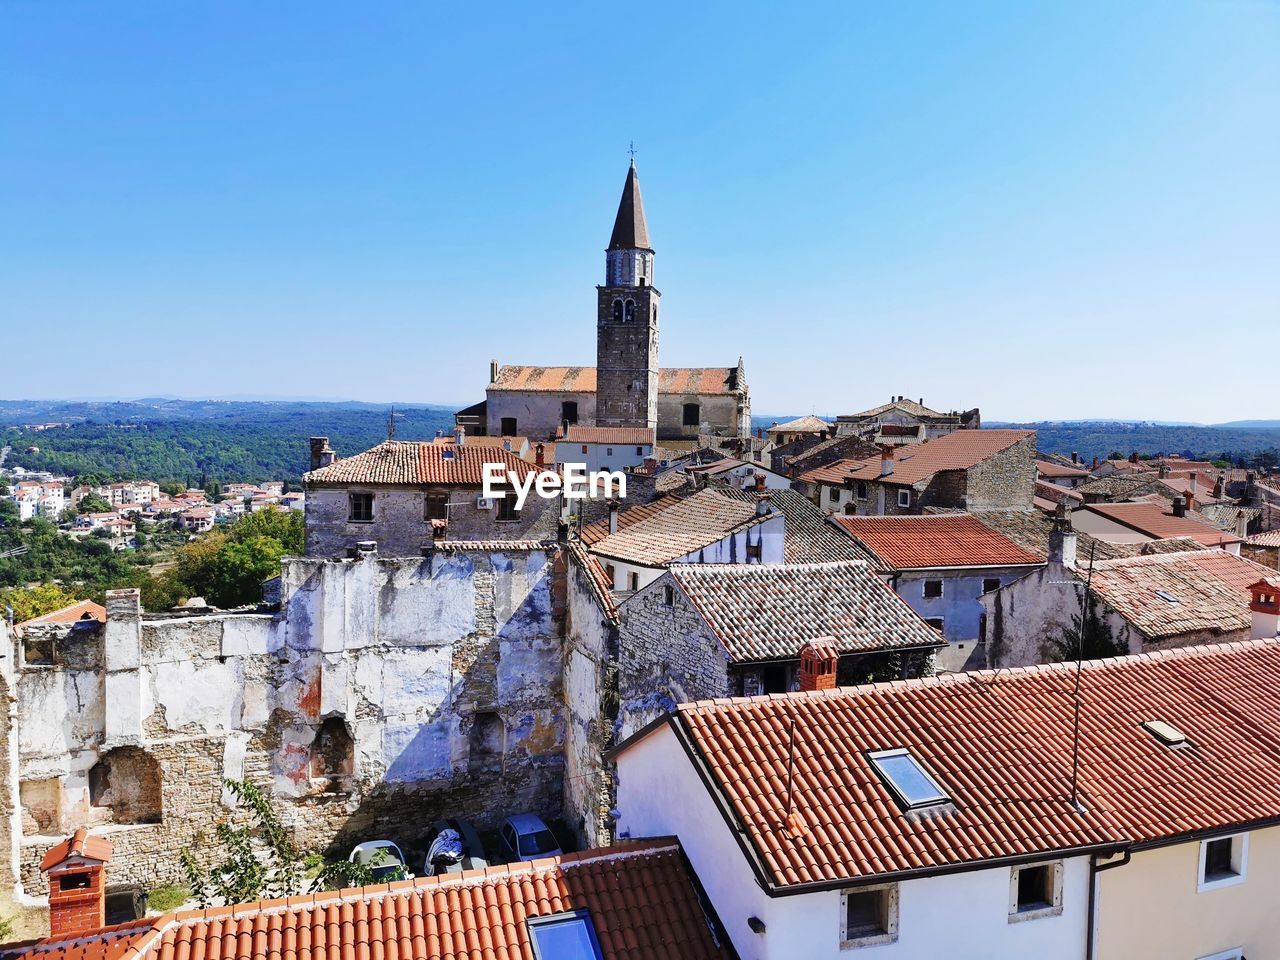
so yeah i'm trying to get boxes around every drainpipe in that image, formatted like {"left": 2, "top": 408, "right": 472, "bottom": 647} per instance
{"left": 1087, "top": 849, "right": 1132, "bottom": 960}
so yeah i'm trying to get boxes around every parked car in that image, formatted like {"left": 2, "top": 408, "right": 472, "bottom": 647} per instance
{"left": 349, "top": 840, "right": 410, "bottom": 882}
{"left": 498, "top": 814, "right": 562, "bottom": 862}
{"left": 422, "top": 818, "right": 489, "bottom": 876}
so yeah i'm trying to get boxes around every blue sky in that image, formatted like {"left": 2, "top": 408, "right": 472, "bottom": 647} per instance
{"left": 2, "top": 1, "right": 1277, "bottom": 422}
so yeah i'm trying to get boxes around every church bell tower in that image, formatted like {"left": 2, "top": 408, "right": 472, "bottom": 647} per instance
{"left": 596, "top": 161, "right": 659, "bottom": 430}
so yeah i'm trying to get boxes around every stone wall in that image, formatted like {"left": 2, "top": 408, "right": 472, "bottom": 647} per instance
{"left": 304, "top": 486, "right": 560, "bottom": 558}
{"left": 486, "top": 390, "right": 596, "bottom": 442}
{"left": 615, "top": 575, "right": 730, "bottom": 738}
{"left": 965, "top": 436, "right": 1037, "bottom": 511}
{"left": 3, "top": 545, "right": 570, "bottom": 912}
{"left": 596, "top": 287, "right": 659, "bottom": 430}
{"left": 655, "top": 393, "right": 748, "bottom": 442}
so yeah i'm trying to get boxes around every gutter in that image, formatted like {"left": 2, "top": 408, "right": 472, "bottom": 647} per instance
{"left": 1087, "top": 849, "right": 1132, "bottom": 960}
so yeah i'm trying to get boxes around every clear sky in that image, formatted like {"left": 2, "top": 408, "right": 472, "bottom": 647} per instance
{"left": 3, "top": 1, "right": 1277, "bottom": 422}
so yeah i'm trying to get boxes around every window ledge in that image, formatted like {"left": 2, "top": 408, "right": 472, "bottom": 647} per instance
{"left": 1008, "top": 903, "right": 1063, "bottom": 923}
{"left": 346, "top": 519, "right": 375, "bottom": 525}
{"left": 840, "top": 932, "right": 898, "bottom": 950}
{"left": 1198, "top": 873, "right": 1246, "bottom": 892}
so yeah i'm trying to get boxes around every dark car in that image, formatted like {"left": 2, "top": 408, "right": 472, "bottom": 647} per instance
{"left": 422, "top": 818, "right": 489, "bottom": 876}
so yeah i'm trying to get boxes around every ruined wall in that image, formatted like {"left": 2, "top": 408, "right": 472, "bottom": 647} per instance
{"left": 8, "top": 546, "right": 567, "bottom": 904}
{"left": 616, "top": 575, "right": 730, "bottom": 739}
{"left": 965, "top": 437, "right": 1037, "bottom": 511}
{"left": 561, "top": 555, "right": 617, "bottom": 850}
{"left": 304, "top": 486, "right": 560, "bottom": 558}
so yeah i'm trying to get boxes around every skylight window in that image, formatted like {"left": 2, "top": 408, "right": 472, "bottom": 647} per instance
{"left": 867, "top": 748, "right": 950, "bottom": 809}
{"left": 1142, "top": 720, "right": 1187, "bottom": 746}
{"left": 527, "top": 910, "right": 603, "bottom": 960}
{"left": 1155, "top": 590, "right": 1179, "bottom": 603}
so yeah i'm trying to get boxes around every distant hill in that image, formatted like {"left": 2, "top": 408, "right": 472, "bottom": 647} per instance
{"left": 987, "top": 421, "right": 1280, "bottom": 464}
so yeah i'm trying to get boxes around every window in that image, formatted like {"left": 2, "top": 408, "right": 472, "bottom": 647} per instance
{"left": 605, "top": 564, "right": 616, "bottom": 586}
{"left": 828, "top": 486, "right": 840, "bottom": 504}
{"left": 309, "top": 717, "right": 355, "bottom": 791}
{"left": 1199, "top": 834, "right": 1247, "bottom": 890}
{"left": 581, "top": 445, "right": 589, "bottom": 454}
{"left": 1008, "top": 862, "right": 1063, "bottom": 921}
{"left": 682, "top": 403, "right": 700, "bottom": 427}
{"left": 628, "top": 572, "right": 639, "bottom": 591}
{"left": 746, "top": 542, "right": 762, "bottom": 560}
{"left": 636, "top": 446, "right": 644, "bottom": 456}
{"left": 561, "top": 401, "right": 579, "bottom": 425}
{"left": 925, "top": 617, "right": 944, "bottom": 632}
{"left": 897, "top": 489, "right": 911, "bottom": 508}
{"left": 500, "top": 417, "right": 518, "bottom": 437}
{"left": 840, "top": 884, "right": 898, "bottom": 949}
{"left": 983, "top": 577, "right": 1001, "bottom": 594}
{"left": 867, "top": 748, "right": 949, "bottom": 810}
{"left": 348, "top": 492, "right": 374, "bottom": 523}
{"left": 606, "top": 447, "right": 613, "bottom": 456}
{"left": 623, "top": 298, "right": 635, "bottom": 322}
{"left": 612, "top": 299, "right": 624, "bottom": 323}
{"left": 527, "top": 910, "right": 603, "bottom": 960}
{"left": 662, "top": 584, "right": 674, "bottom": 606}
{"left": 857, "top": 481, "right": 868, "bottom": 500}
{"left": 496, "top": 494, "right": 521, "bottom": 523}
{"left": 424, "top": 492, "right": 448, "bottom": 521}
{"left": 89, "top": 747, "right": 162, "bottom": 824}
{"left": 1141, "top": 719, "right": 1187, "bottom": 746}
{"left": 923, "top": 580, "right": 943, "bottom": 599}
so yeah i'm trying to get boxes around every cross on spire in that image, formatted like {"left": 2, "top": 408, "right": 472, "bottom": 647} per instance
{"left": 628, "top": 141, "right": 637, "bottom": 164}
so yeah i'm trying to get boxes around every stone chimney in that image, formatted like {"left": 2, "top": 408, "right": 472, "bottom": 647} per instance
{"left": 42, "top": 828, "right": 113, "bottom": 938}
{"left": 1071, "top": 452, "right": 1079, "bottom": 465}
{"left": 1172, "top": 496, "right": 1187, "bottom": 518}
{"left": 755, "top": 492, "right": 771, "bottom": 517}
{"left": 1214, "top": 474, "right": 1226, "bottom": 499}
{"left": 309, "top": 437, "right": 336, "bottom": 472}
{"left": 607, "top": 499, "right": 620, "bottom": 535}
{"left": 798, "top": 638, "right": 838, "bottom": 692}
{"left": 454, "top": 425, "right": 465, "bottom": 448}
{"left": 355, "top": 541, "right": 377, "bottom": 558}
{"left": 489, "top": 359, "right": 499, "bottom": 383}
{"left": 1158, "top": 462, "right": 1170, "bottom": 479}
{"left": 879, "top": 444, "right": 895, "bottom": 477}
{"left": 1091, "top": 456, "right": 1099, "bottom": 470}
{"left": 1248, "top": 580, "right": 1280, "bottom": 640}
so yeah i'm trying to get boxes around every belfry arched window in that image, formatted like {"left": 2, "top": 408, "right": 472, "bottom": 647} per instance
{"left": 623, "top": 299, "right": 635, "bottom": 322}
{"left": 612, "top": 299, "right": 624, "bottom": 323}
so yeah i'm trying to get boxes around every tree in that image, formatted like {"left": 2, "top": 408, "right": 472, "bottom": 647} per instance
{"left": 1045, "top": 596, "right": 1122, "bottom": 663}
{"left": 77, "top": 494, "right": 113, "bottom": 515}
{"left": 0, "top": 583, "right": 79, "bottom": 624}
{"left": 229, "top": 508, "right": 304, "bottom": 554}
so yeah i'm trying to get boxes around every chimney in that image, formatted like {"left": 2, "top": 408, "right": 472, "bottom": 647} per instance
{"left": 489, "top": 359, "right": 499, "bottom": 383}
{"left": 1129, "top": 452, "right": 1140, "bottom": 464}
{"left": 1214, "top": 474, "right": 1225, "bottom": 499}
{"left": 356, "top": 540, "right": 377, "bottom": 557}
{"left": 1172, "top": 496, "right": 1186, "bottom": 518}
{"left": 756, "top": 427, "right": 763, "bottom": 439}
{"left": 454, "top": 425, "right": 465, "bottom": 448}
{"left": 535, "top": 443, "right": 546, "bottom": 469}
{"left": 755, "top": 492, "right": 771, "bottom": 517}
{"left": 607, "top": 499, "right": 620, "bottom": 535}
{"left": 798, "top": 638, "right": 838, "bottom": 692}
{"left": 309, "top": 437, "right": 335, "bottom": 472}
{"left": 1071, "top": 452, "right": 1079, "bottom": 465}
{"left": 1248, "top": 580, "right": 1280, "bottom": 640}
{"left": 1048, "top": 527, "right": 1077, "bottom": 570}
{"left": 754, "top": 473, "right": 766, "bottom": 493}
{"left": 1158, "top": 462, "right": 1170, "bottom": 479}
{"left": 879, "top": 444, "right": 895, "bottom": 477}
{"left": 503, "top": 439, "right": 512, "bottom": 452}
{"left": 42, "top": 828, "right": 113, "bottom": 938}
{"left": 1189, "top": 475, "right": 1198, "bottom": 499}
{"left": 1091, "top": 456, "right": 1099, "bottom": 470}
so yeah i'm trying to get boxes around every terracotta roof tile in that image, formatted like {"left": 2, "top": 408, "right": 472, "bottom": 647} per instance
{"left": 303, "top": 442, "right": 538, "bottom": 488}
{"left": 40, "top": 828, "right": 113, "bottom": 871}
{"left": 1078, "top": 502, "right": 1241, "bottom": 547}
{"left": 6, "top": 843, "right": 729, "bottom": 960}
{"left": 17, "top": 600, "right": 106, "bottom": 628}
{"left": 832, "top": 515, "right": 1043, "bottom": 569}
{"left": 1247, "top": 530, "right": 1280, "bottom": 548}
{"left": 489, "top": 366, "right": 744, "bottom": 397}
{"left": 801, "top": 430, "right": 1034, "bottom": 487}
{"left": 765, "top": 416, "right": 830, "bottom": 435}
{"left": 558, "top": 426, "right": 655, "bottom": 446}
{"left": 718, "top": 489, "right": 873, "bottom": 564}
{"left": 590, "top": 489, "right": 765, "bottom": 566}
{"left": 663, "top": 561, "right": 945, "bottom": 662}
{"left": 1087, "top": 550, "right": 1278, "bottom": 640}
{"left": 660, "top": 639, "right": 1280, "bottom": 888}
{"left": 579, "top": 494, "right": 687, "bottom": 548}
{"left": 1036, "top": 460, "right": 1089, "bottom": 479}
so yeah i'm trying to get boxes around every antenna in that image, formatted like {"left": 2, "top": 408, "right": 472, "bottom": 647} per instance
{"left": 784, "top": 714, "right": 797, "bottom": 821}
{"left": 386, "top": 408, "right": 404, "bottom": 440}
{"left": 1069, "top": 539, "right": 1098, "bottom": 812}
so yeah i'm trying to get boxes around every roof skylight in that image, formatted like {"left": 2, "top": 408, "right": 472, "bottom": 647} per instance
{"left": 1141, "top": 720, "right": 1188, "bottom": 746}
{"left": 528, "top": 910, "right": 604, "bottom": 960}
{"left": 1155, "top": 590, "right": 1179, "bottom": 603}
{"left": 867, "top": 748, "right": 951, "bottom": 809}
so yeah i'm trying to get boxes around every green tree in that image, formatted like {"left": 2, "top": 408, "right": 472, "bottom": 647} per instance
{"left": 229, "top": 508, "right": 304, "bottom": 554}
{"left": 1045, "top": 596, "right": 1122, "bottom": 663}
{"left": 0, "top": 583, "right": 79, "bottom": 624}
{"left": 77, "top": 494, "right": 113, "bottom": 515}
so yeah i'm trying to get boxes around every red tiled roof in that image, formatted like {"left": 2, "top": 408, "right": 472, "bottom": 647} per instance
{"left": 40, "top": 828, "right": 113, "bottom": 871}
{"left": 579, "top": 494, "right": 686, "bottom": 547}
{"left": 558, "top": 426, "right": 655, "bottom": 446}
{"left": 1247, "top": 530, "right": 1280, "bottom": 548}
{"left": 430, "top": 435, "right": 529, "bottom": 450}
{"left": 7, "top": 841, "right": 729, "bottom": 960}
{"left": 832, "top": 515, "right": 1043, "bottom": 570}
{"left": 304, "top": 442, "right": 539, "bottom": 487}
{"left": 1036, "top": 460, "right": 1089, "bottom": 479}
{"left": 638, "top": 639, "right": 1280, "bottom": 890}
{"left": 802, "top": 430, "right": 1034, "bottom": 487}
{"left": 489, "top": 366, "right": 743, "bottom": 396}
{"left": 1087, "top": 550, "right": 1278, "bottom": 640}
{"left": 1078, "top": 502, "right": 1241, "bottom": 547}
{"left": 17, "top": 600, "right": 106, "bottom": 628}
{"left": 765, "top": 415, "right": 830, "bottom": 435}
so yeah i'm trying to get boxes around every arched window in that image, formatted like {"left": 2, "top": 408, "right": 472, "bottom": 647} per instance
{"left": 682, "top": 403, "right": 700, "bottom": 427}
{"left": 612, "top": 299, "right": 624, "bottom": 323}
{"left": 89, "top": 747, "right": 162, "bottom": 824}
{"left": 652, "top": 304, "right": 658, "bottom": 323}
{"left": 623, "top": 299, "right": 635, "bottom": 322}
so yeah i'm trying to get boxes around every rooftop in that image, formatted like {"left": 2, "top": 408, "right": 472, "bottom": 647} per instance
{"left": 625, "top": 639, "right": 1280, "bottom": 890}
{"left": 664, "top": 561, "right": 945, "bottom": 662}
{"left": 16, "top": 599, "right": 106, "bottom": 629}
{"left": 1036, "top": 460, "right": 1089, "bottom": 479}
{"left": 590, "top": 489, "right": 767, "bottom": 567}
{"left": 801, "top": 430, "right": 1034, "bottom": 487}
{"left": 489, "top": 366, "right": 744, "bottom": 396}
{"left": 558, "top": 425, "right": 655, "bottom": 446}
{"left": 4, "top": 840, "right": 731, "bottom": 960}
{"left": 719, "top": 489, "right": 874, "bottom": 565}
{"left": 765, "top": 415, "right": 831, "bottom": 435}
{"left": 832, "top": 514, "right": 1043, "bottom": 570}
{"left": 1077, "top": 501, "right": 1242, "bottom": 547}
{"left": 303, "top": 441, "right": 538, "bottom": 487}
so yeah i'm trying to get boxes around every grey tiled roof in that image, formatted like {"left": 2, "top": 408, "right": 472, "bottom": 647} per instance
{"left": 666, "top": 562, "right": 944, "bottom": 663}
{"left": 590, "top": 489, "right": 765, "bottom": 566}
{"left": 719, "top": 488, "right": 877, "bottom": 564}
{"left": 968, "top": 509, "right": 1207, "bottom": 563}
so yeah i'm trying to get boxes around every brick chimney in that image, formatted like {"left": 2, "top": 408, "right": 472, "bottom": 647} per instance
{"left": 879, "top": 444, "right": 895, "bottom": 477}
{"left": 1248, "top": 580, "right": 1280, "bottom": 640}
{"left": 42, "top": 828, "right": 113, "bottom": 938}
{"left": 799, "top": 638, "right": 838, "bottom": 692}
{"left": 535, "top": 443, "right": 546, "bottom": 469}
{"left": 753, "top": 473, "right": 766, "bottom": 493}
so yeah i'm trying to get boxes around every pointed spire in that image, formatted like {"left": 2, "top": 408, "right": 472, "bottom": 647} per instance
{"left": 608, "top": 161, "right": 651, "bottom": 251}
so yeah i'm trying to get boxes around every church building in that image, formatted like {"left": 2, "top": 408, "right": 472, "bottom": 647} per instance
{"left": 460, "top": 162, "right": 751, "bottom": 443}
